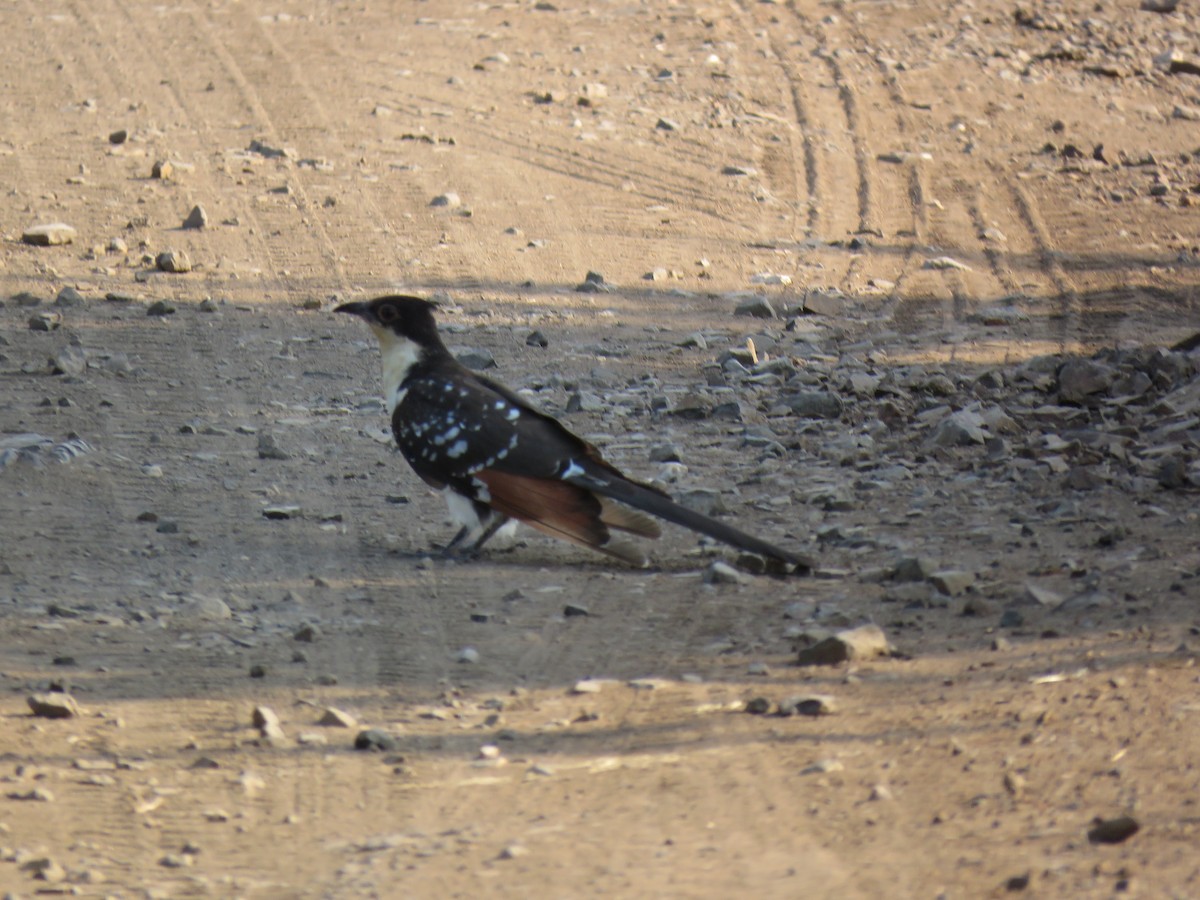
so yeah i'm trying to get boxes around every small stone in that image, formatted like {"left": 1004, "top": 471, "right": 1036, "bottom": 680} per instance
{"left": 1020, "top": 584, "right": 1062, "bottom": 607}
{"left": 355, "top": 729, "right": 398, "bottom": 752}
{"left": 108, "top": 129, "right": 128, "bottom": 144}
{"left": 499, "top": 844, "right": 528, "bottom": 860}
{"left": 1088, "top": 815, "right": 1139, "bottom": 844}
{"left": 722, "top": 164, "right": 756, "bottom": 176}
{"left": 28, "top": 692, "right": 81, "bottom": 719}
{"left": 8, "top": 787, "right": 54, "bottom": 802}
{"left": 318, "top": 707, "right": 357, "bottom": 728}
{"left": 578, "top": 82, "right": 607, "bottom": 106}
{"left": 800, "top": 758, "right": 844, "bottom": 775}
{"left": 744, "top": 697, "right": 772, "bottom": 715}
{"left": 249, "top": 664, "right": 267, "bottom": 678}
{"left": 151, "top": 159, "right": 174, "bottom": 179}
{"left": 51, "top": 345, "right": 87, "bottom": 376}
{"left": 734, "top": 296, "right": 777, "bottom": 318}
{"left": 779, "top": 694, "right": 838, "bottom": 716}
{"left": 796, "top": 624, "right": 891, "bottom": 666}
{"left": 704, "top": 561, "right": 748, "bottom": 585}
{"left": 22, "top": 223, "right": 76, "bottom": 246}
{"left": 575, "top": 271, "right": 611, "bottom": 293}
{"left": 655, "top": 117, "right": 680, "bottom": 131}
{"left": 571, "top": 679, "right": 605, "bottom": 694}
{"left": 453, "top": 347, "right": 497, "bottom": 370}
{"left": 930, "top": 570, "right": 974, "bottom": 596}
{"left": 563, "top": 603, "right": 590, "bottom": 617}
{"left": 252, "top": 706, "right": 286, "bottom": 741}
{"left": 784, "top": 391, "right": 843, "bottom": 419}
{"left": 893, "top": 557, "right": 936, "bottom": 583}
{"left": 28, "top": 311, "right": 62, "bottom": 332}
{"left": 1057, "top": 359, "right": 1115, "bottom": 403}
{"left": 21, "top": 857, "right": 67, "bottom": 883}
{"left": 525, "top": 330, "right": 548, "bottom": 348}
{"left": 430, "top": 192, "right": 461, "bottom": 208}
{"left": 1003, "top": 771, "right": 1026, "bottom": 797}
{"left": 257, "top": 433, "right": 291, "bottom": 460}
{"left": 999, "top": 609, "right": 1025, "bottom": 628}
{"left": 869, "top": 784, "right": 894, "bottom": 801}
{"left": 1004, "top": 872, "right": 1032, "bottom": 892}
{"left": 55, "top": 287, "right": 85, "bottom": 307}
{"left": 923, "top": 256, "right": 971, "bottom": 271}
{"left": 146, "top": 300, "right": 176, "bottom": 316}
{"left": 293, "top": 623, "right": 320, "bottom": 643}
{"left": 457, "top": 646, "right": 480, "bottom": 664}
{"left": 182, "top": 205, "right": 208, "bottom": 230}
{"left": 156, "top": 249, "right": 193, "bottom": 273}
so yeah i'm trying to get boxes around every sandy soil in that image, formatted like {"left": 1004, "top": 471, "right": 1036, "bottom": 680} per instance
{"left": 2, "top": 0, "right": 1199, "bottom": 896}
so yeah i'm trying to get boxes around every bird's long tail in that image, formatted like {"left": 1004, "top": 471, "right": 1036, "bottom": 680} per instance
{"left": 569, "top": 466, "right": 808, "bottom": 569}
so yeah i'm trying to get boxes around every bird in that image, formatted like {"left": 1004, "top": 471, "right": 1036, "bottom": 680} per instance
{"left": 336, "top": 295, "right": 807, "bottom": 572}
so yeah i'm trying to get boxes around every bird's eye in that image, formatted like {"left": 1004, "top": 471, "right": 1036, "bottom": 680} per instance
{"left": 377, "top": 304, "right": 397, "bottom": 324}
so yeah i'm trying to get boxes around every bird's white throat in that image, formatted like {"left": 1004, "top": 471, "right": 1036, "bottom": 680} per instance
{"left": 371, "top": 324, "right": 421, "bottom": 416}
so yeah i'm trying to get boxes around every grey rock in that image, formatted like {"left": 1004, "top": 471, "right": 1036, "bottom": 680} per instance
{"left": 704, "top": 561, "right": 748, "bottom": 585}
{"left": 257, "top": 433, "right": 291, "bottom": 460}
{"left": 55, "top": 287, "right": 85, "bottom": 307}
{"left": 453, "top": 347, "right": 497, "bottom": 370}
{"left": 1088, "top": 815, "right": 1139, "bottom": 844}
{"left": 779, "top": 694, "right": 838, "bottom": 716}
{"left": 430, "top": 191, "right": 461, "bottom": 208}
{"left": 156, "top": 249, "right": 193, "bottom": 273}
{"left": 318, "top": 707, "right": 357, "bottom": 728}
{"left": 109, "top": 128, "right": 128, "bottom": 144}
{"left": 252, "top": 705, "right": 286, "bottom": 741}
{"left": 293, "top": 623, "right": 320, "bottom": 642}
{"left": 457, "top": 646, "right": 480, "bottom": 663}
{"left": 355, "top": 729, "right": 398, "bottom": 751}
{"left": 575, "top": 271, "right": 611, "bottom": 293}
{"left": 796, "top": 624, "right": 890, "bottom": 665}
{"left": 1058, "top": 359, "right": 1115, "bottom": 403}
{"left": 565, "top": 390, "right": 604, "bottom": 413}
{"left": 28, "top": 692, "right": 81, "bottom": 719}
{"left": 22, "top": 223, "right": 76, "bottom": 246}
{"left": 734, "top": 296, "right": 777, "bottom": 319}
{"left": 893, "top": 556, "right": 937, "bottom": 583}
{"left": 525, "top": 330, "right": 548, "bottom": 348}
{"left": 28, "top": 311, "right": 63, "bottom": 332}
{"left": 182, "top": 205, "right": 209, "bottom": 230}
{"left": 1020, "top": 583, "right": 1063, "bottom": 607}
{"left": 677, "top": 488, "right": 728, "bottom": 516}
{"left": 146, "top": 300, "right": 176, "bottom": 316}
{"left": 931, "top": 570, "right": 975, "bottom": 596}
{"left": 928, "top": 409, "right": 986, "bottom": 447}
{"left": 785, "top": 391, "right": 843, "bottom": 419}
{"left": 50, "top": 345, "right": 87, "bottom": 376}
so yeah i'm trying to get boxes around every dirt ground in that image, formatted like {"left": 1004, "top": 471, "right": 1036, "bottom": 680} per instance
{"left": 2, "top": 0, "right": 1200, "bottom": 896}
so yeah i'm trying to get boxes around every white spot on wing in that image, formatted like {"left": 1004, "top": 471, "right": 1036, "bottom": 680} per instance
{"left": 561, "top": 459, "right": 586, "bottom": 479}
{"left": 447, "top": 439, "right": 468, "bottom": 459}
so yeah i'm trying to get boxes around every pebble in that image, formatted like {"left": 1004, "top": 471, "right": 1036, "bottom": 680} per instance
{"left": 922, "top": 256, "right": 970, "bottom": 271}
{"left": 796, "top": 624, "right": 891, "bottom": 666}
{"left": 27, "top": 692, "right": 81, "bottom": 719}
{"left": 784, "top": 391, "right": 843, "bottom": 419}
{"left": 21, "top": 857, "right": 67, "bottom": 882}
{"left": 146, "top": 300, "right": 176, "bottom": 316}
{"left": 354, "top": 729, "right": 398, "bottom": 752}
{"left": 704, "top": 561, "right": 748, "bottom": 585}
{"left": 151, "top": 159, "right": 174, "bottom": 179}
{"left": 575, "top": 271, "right": 610, "bottom": 293}
{"left": 109, "top": 128, "right": 128, "bottom": 144}
{"left": 800, "top": 758, "right": 844, "bottom": 775}
{"left": 930, "top": 570, "right": 975, "bottom": 596}
{"left": 252, "top": 705, "right": 286, "bottom": 741}
{"left": 525, "top": 330, "right": 548, "bottom": 348}
{"left": 1087, "top": 814, "right": 1140, "bottom": 844}
{"left": 430, "top": 192, "right": 461, "bottom": 208}
{"left": 779, "top": 694, "right": 838, "bottom": 716}
{"left": 257, "top": 433, "right": 291, "bottom": 460}
{"left": 571, "top": 679, "right": 605, "bottom": 694}
{"left": 156, "top": 249, "right": 193, "bottom": 273}
{"left": 22, "top": 223, "right": 76, "bottom": 246}
{"left": 28, "top": 311, "right": 63, "bottom": 332}
{"left": 293, "top": 623, "right": 320, "bottom": 642}
{"left": 457, "top": 646, "right": 480, "bottom": 664}
{"left": 318, "top": 707, "right": 357, "bottom": 728}
{"left": 55, "top": 286, "right": 85, "bottom": 307}
{"left": 734, "top": 296, "right": 777, "bottom": 318}
{"left": 182, "top": 205, "right": 208, "bottom": 230}
{"left": 563, "top": 603, "right": 590, "bottom": 617}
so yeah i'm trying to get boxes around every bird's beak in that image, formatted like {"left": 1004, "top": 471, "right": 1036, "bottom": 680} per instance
{"left": 334, "top": 301, "right": 370, "bottom": 320}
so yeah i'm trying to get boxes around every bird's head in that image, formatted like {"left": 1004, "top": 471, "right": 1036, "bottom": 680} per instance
{"left": 335, "top": 295, "right": 444, "bottom": 349}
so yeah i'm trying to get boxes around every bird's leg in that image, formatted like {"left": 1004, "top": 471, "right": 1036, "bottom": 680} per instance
{"left": 438, "top": 525, "right": 472, "bottom": 556}
{"left": 467, "top": 514, "right": 512, "bottom": 555}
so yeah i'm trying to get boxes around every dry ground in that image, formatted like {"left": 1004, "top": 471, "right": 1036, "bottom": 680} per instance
{"left": 1, "top": 0, "right": 1199, "bottom": 897}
